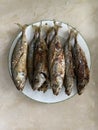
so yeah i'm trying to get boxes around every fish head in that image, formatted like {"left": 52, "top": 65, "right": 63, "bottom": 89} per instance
{"left": 52, "top": 84, "right": 61, "bottom": 95}
{"left": 15, "top": 71, "right": 26, "bottom": 90}
{"left": 33, "top": 73, "right": 46, "bottom": 90}
{"left": 77, "top": 85, "right": 85, "bottom": 95}
{"left": 52, "top": 76, "right": 63, "bottom": 95}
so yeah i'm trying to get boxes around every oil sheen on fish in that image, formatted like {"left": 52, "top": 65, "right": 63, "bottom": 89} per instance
{"left": 11, "top": 25, "right": 28, "bottom": 90}
{"left": 72, "top": 32, "right": 90, "bottom": 95}
{"left": 64, "top": 30, "right": 75, "bottom": 95}
{"left": 33, "top": 28, "right": 48, "bottom": 90}
{"left": 49, "top": 29, "right": 65, "bottom": 95}
{"left": 27, "top": 27, "right": 39, "bottom": 87}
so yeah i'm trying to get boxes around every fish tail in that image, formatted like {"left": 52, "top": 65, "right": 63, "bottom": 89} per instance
{"left": 33, "top": 26, "right": 40, "bottom": 40}
{"left": 53, "top": 20, "right": 62, "bottom": 35}
{"left": 15, "top": 23, "right": 28, "bottom": 31}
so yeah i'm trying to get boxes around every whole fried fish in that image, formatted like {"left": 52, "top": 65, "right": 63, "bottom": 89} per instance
{"left": 38, "top": 27, "right": 57, "bottom": 92}
{"left": 38, "top": 26, "right": 57, "bottom": 92}
{"left": 64, "top": 30, "right": 75, "bottom": 95}
{"left": 27, "top": 27, "right": 39, "bottom": 87}
{"left": 33, "top": 26, "right": 48, "bottom": 91}
{"left": 72, "top": 31, "right": 90, "bottom": 95}
{"left": 11, "top": 24, "right": 28, "bottom": 90}
{"left": 49, "top": 27, "right": 65, "bottom": 95}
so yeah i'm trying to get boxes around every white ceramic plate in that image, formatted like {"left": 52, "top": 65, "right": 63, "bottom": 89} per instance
{"left": 8, "top": 20, "right": 91, "bottom": 103}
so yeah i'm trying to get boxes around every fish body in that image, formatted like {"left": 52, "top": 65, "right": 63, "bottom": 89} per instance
{"left": 64, "top": 31, "right": 75, "bottom": 95}
{"left": 11, "top": 26, "right": 28, "bottom": 90}
{"left": 27, "top": 28, "right": 39, "bottom": 87}
{"left": 72, "top": 32, "right": 90, "bottom": 95}
{"left": 49, "top": 35, "right": 65, "bottom": 95}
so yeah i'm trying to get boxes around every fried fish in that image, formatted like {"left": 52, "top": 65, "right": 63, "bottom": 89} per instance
{"left": 72, "top": 31, "right": 90, "bottom": 95}
{"left": 64, "top": 30, "right": 75, "bottom": 95}
{"left": 49, "top": 26, "right": 65, "bottom": 95}
{"left": 11, "top": 24, "right": 28, "bottom": 90}
{"left": 33, "top": 25, "right": 48, "bottom": 91}
{"left": 27, "top": 27, "right": 39, "bottom": 87}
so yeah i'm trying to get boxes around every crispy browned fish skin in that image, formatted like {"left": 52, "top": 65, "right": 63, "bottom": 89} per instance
{"left": 27, "top": 28, "right": 39, "bottom": 87}
{"left": 49, "top": 33, "right": 65, "bottom": 95}
{"left": 11, "top": 25, "right": 28, "bottom": 90}
{"left": 72, "top": 32, "right": 90, "bottom": 95}
{"left": 33, "top": 34, "right": 48, "bottom": 90}
{"left": 64, "top": 31, "right": 75, "bottom": 95}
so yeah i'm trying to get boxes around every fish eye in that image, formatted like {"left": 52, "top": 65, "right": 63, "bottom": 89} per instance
{"left": 22, "top": 73, "right": 24, "bottom": 76}
{"left": 34, "top": 78, "right": 39, "bottom": 83}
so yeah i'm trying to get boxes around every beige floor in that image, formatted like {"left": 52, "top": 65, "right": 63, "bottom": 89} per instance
{"left": 0, "top": 0, "right": 98, "bottom": 129}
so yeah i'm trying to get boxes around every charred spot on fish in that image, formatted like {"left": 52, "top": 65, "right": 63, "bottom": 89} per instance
{"left": 55, "top": 42, "right": 61, "bottom": 50}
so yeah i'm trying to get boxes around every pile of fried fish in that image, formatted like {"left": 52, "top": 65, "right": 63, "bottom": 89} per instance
{"left": 11, "top": 22, "right": 90, "bottom": 96}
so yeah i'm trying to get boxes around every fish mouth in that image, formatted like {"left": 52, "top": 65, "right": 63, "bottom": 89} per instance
{"left": 77, "top": 86, "right": 85, "bottom": 95}
{"left": 65, "top": 84, "right": 73, "bottom": 96}
{"left": 52, "top": 85, "right": 61, "bottom": 96}
{"left": 15, "top": 79, "right": 25, "bottom": 91}
{"left": 53, "top": 89, "right": 59, "bottom": 96}
{"left": 65, "top": 89, "right": 71, "bottom": 96}
{"left": 16, "top": 84, "right": 24, "bottom": 91}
